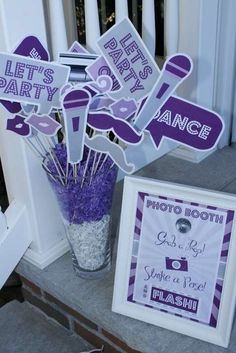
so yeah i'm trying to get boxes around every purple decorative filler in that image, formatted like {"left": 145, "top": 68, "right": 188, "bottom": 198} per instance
{"left": 45, "top": 144, "right": 118, "bottom": 275}
{"left": 45, "top": 144, "right": 117, "bottom": 224}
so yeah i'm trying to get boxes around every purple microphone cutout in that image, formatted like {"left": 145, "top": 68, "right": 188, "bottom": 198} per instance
{"left": 133, "top": 54, "right": 192, "bottom": 132}
{"left": 62, "top": 88, "right": 91, "bottom": 164}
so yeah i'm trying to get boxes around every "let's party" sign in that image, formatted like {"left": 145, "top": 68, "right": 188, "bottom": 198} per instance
{"left": 0, "top": 52, "right": 69, "bottom": 114}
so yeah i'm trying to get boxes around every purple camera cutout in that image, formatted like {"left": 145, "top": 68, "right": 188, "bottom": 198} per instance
{"left": 165, "top": 257, "right": 188, "bottom": 272}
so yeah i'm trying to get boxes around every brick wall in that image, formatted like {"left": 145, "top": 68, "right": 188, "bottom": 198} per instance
{"left": 20, "top": 276, "right": 141, "bottom": 353}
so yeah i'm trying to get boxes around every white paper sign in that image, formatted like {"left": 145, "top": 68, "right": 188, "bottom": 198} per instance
{"left": 97, "top": 18, "right": 159, "bottom": 101}
{"left": 0, "top": 53, "right": 69, "bottom": 114}
{"left": 128, "top": 193, "right": 233, "bottom": 327}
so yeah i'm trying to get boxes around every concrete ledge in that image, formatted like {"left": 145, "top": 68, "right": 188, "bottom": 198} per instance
{"left": 0, "top": 300, "right": 93, "bottom": 353}
{"left": 18, "top": 263, "right": 141, "bottom": 353}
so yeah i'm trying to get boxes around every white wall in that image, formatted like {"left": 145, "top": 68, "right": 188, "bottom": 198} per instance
{"left": 0, "top": 0, "right": 69, "bottom": 268}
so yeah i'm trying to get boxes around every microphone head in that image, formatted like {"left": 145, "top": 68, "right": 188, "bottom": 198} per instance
{"left": 63, "top": 89, "right": 90, "bottom": 109}
{"left": 164, "top": 54, "right": 192, "bottom": 78}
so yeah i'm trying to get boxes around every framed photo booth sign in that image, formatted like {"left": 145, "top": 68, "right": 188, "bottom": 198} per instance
{"left": 112, "top": 176, "right": 236, "bottom": 347}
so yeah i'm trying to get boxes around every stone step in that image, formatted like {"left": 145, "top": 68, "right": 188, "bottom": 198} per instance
{"left": 16, "top": 146, "right": 236, "bottom": 352}
{"left": 0, "top": 300, "right": 94, "bottom": 353}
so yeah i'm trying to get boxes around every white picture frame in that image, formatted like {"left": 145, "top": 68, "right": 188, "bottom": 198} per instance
{"left": 112, "top": 176, "right": 236, "bottom": 348}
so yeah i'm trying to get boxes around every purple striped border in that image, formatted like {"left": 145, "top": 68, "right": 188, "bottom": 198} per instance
{"left": 127, "top": 193, "right": 234, "bottom": 328}
{"left": 133, "top": 193, "right": 148, "bottom": 240}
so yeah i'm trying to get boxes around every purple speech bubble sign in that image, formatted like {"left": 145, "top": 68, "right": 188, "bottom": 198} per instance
{"left": 146, "top": 96, "right": 224, "bottom": 151}
{"left": 62, "top": 88, "right": 91, "bottom": 164}
{"left": 6, "top": 114, "right": 31, "bottom": 136}
{"left": 14, "top": 36, "right": 49, "bottom": 61}
{"left": 25, "top": 114, "right": 61, "bottom": 136}
{"left": 0, "top": 36, "right": 49, "bottom": 114}
{"left": 87, "top": 111, "right": 142, "bottom": 145}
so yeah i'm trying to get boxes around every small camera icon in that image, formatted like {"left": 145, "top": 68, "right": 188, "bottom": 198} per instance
{"left": 165, "top": 257, "right": 188, "bottom": 272}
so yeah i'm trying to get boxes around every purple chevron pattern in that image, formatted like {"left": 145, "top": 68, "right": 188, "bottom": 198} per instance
{"left": 133, "top": 192, "right": 148, "bottom": 240}
{"left": 126, "top": 192, "right": 234, "bottom": 328}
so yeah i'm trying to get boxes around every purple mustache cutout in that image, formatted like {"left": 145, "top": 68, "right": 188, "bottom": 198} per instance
{"left": 85, "top": 135, "right": 134, "bottom": 174}
{"left": 87, "top": 112, "right": 142, "bottom": 145}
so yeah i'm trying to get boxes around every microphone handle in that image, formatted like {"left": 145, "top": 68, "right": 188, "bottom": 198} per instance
{"left": 133, "top": 71, "right": 181, "bottom": 133}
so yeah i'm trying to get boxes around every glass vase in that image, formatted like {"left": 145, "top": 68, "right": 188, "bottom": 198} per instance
{"left": 44, "top": 147, "right": 118, "bottom": 279}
